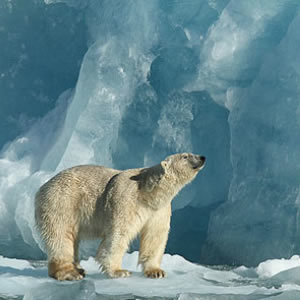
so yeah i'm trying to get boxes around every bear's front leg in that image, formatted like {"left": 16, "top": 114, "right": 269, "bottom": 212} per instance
{"left": 96, "top": 234, "right": 131, "bottom": 278}
{"left": 139, "top": 204, "right": 171, "bottom": 279}
{"left": 74, "top": 238, "right": 86, "bottom": 277}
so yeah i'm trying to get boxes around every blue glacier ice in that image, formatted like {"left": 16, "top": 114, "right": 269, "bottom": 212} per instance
{"left": 201, "top": 0, "right": 300, "bottom": 266}
{"left": 1, "top": 0, "right": 300, "bottom": 273}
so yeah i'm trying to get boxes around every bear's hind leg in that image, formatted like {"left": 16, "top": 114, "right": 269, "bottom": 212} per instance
{"left": 96, "top": 235, "right": 131, "bottom": 278}
{"left": 48, "top": 233, "right": 83, "bottom": 281}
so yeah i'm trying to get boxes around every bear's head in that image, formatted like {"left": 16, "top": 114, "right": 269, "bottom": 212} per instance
{"left": 160, "top": 152, "right": 205, "bottom": 185}
{"left": 131, "top": 153, "right": 205, "bottom": 194}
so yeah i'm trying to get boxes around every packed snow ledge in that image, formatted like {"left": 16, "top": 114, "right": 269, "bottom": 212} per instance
{"left": 1, "top": 252, "right": 300, "bottom": 299}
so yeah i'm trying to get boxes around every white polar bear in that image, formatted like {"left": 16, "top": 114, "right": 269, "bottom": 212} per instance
{"left": 35, "top": 153, "right": 205, "bottom": 280}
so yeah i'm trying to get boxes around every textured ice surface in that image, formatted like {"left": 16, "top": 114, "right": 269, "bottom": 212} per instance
{"left": 256, "top": 255, "right": 300, "bottom": 279}
{"left": 1, "top": 0, "right": 300, "bottom": 268}
{"left": 0, "top": 0, "right": 87, "bottom": 148}
{"left": 202, "top": 2, "right": 300, "bottom": 266}
{"left": 1, "top": 252, "right": 300, "bottom": 299}
{"left": 194, "top": 0, "right": 300, "bottom": 104}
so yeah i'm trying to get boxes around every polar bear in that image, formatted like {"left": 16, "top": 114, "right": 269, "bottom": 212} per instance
{"left": 35, "top": 153, "right": 205, "bottom": 281}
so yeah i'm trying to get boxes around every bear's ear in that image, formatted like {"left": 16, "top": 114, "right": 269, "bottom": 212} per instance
{"left": 161, "top": 159, "right": 170, "bottom": 171}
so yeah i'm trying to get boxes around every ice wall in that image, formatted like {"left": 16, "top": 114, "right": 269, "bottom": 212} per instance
{"left": 0, "top": 0, "right": 87, "bottom": 149}
{"left": 1, "top": 0, "right": 300, "bottom": 266}
{"left": 202, "top": 2, "right": 300, "bottom": 266}
{"left": 0, "top": 0, "right": 87, "bottom": 258}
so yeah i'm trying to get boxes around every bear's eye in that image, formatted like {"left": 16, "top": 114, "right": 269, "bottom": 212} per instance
{"left": 183, "top": 155, "right": 188, "bottom": 159}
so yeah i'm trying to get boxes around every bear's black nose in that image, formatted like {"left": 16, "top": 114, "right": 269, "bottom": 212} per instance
{"left": 200, "top": 156, "right": 206, "bottom": 162}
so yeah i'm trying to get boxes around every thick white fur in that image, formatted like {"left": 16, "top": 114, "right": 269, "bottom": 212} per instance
{"left": 35, "top": 153, "right": 204, "bottom": 280}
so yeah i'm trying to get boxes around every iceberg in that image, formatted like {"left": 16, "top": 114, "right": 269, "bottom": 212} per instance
{"left": 202, "top": 2, "right": 300, "bottom": 266}
{"left": 1, "top": 0, "right": 300, "bottom": 279}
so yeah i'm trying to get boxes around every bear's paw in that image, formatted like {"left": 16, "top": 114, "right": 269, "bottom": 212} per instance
{"left": 49, "top": 262, "right": 84, "bottom": 281}
{"left": 144, "top": 268, "right": 166, "bottom": 279}
{"left": 109, "top": 269, "right": 132, "bottom": 278}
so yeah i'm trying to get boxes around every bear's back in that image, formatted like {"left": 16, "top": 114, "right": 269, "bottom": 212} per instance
{"left": 37, "top": 165, "right": 120, "bottom": 199}
{"left": 35, "top": 165, "right": 121, "bottom": 229}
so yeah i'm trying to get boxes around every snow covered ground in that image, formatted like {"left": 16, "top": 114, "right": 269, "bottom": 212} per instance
{"left": 1, "top": 252, "right": 300, "bottom": 299}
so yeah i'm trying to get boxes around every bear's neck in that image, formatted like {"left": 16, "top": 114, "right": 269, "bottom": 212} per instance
{"left": 141, "top": 174, "right": 184, "bottom": 210}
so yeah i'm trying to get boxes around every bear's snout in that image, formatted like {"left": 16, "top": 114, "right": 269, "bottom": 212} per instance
{"left": 190, "top": 154, "right": 206, "bottom": 170}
